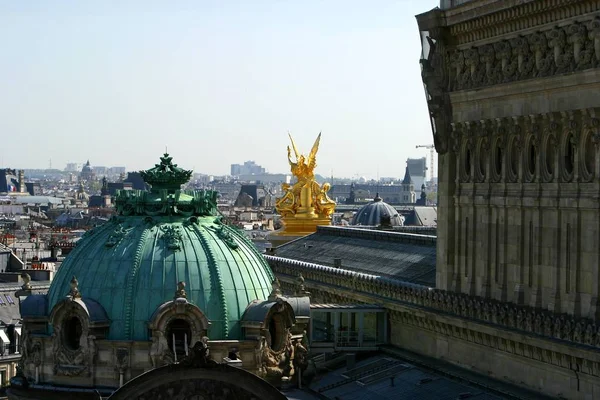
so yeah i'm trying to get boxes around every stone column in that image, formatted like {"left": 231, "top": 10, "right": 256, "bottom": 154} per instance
{"left": 588, "top": 110, "right": 600, "bottom": 319}
{"left": 513, "top": 117, "right": 527, "bottom": 305}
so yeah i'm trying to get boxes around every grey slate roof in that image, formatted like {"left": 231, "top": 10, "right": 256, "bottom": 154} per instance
{"left": 0, "top": 281, "right": 50, "bottom": 325}
{"left": 311, "top": 354, "right": 506, "bottom": 400}
{"left": 273, "top": 226, "right": 436, "bottom": 287}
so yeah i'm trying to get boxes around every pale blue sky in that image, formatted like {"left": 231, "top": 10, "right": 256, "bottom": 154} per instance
{"left": 1, "top": 1, "right": 439, "bottom": 179}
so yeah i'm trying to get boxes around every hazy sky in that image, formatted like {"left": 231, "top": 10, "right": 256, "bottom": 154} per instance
{"left": 1, "top": 1, "right": 439, "bottom": 179}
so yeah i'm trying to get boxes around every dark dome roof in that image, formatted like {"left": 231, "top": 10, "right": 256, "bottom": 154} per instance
{"left": 350, "top": 195, "right": 404, "bottom": 226}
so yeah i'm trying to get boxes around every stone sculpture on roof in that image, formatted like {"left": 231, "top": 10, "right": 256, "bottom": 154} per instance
{"left": 273, "top": 133, "right": 336, "bottom": 238}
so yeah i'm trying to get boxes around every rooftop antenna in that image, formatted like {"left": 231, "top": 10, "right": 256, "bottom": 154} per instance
{"left": 377, "top": 165, "right": 380, "bottom": 194}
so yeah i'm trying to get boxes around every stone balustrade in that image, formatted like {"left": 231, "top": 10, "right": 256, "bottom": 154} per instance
{"left": 266, "top": 255, "right": 600, "bottom": 350}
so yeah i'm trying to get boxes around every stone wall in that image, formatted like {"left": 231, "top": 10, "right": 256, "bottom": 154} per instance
{"left": 416, "top": 0, "right": 600, "bottom": 318}
{"left": 267, "top": 255, "right": 600, "bottom": 399}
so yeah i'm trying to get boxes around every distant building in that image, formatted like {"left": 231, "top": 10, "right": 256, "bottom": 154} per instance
{"left": 109, "top": 166, "right": 126, "bottom": 175}
{"left": 406, "top": 157, "right": 427, "bottom": 190}
{"left": 79, "top": 160, "right": 95, "bottom": 182}
{"left": 93, "top": 166, "right": 108, "bottom": 175}
{"left": 234, "top": 184, "right": 273, "bottom": 207}
{"left": 237, "top": 173, "right": 290, "bottom": 184}
{"left": 0, "top": 169, "right": 19, "bottom": 194}
{"left": 24, "top": 183, "right": 42, "bottom": 196}
{"left": 230, "top": 160, "right": 266, "bottom": 176}
{"left": 64, "top": 163, "right": 79, "bottom": 172}
{"left": 123, "top": 172, "right": 148, "bottom": 191}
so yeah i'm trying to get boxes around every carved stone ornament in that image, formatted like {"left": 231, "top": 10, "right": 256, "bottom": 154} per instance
{"left": 212, "top": 225, "right": 239, "bottom": 250}
{"left": 446, "top": 19, "right": 600, "bottom": 91}
{"left": 161, "top": 225, "right": 182, "bottom": 251}
{"left": 115, "top": 348, "right": 129, "bottom": 374}
{"left": 420, "top": 33, "right": 452, "bottom": 155}
{"left": 149, "top": 331, "right": 173, "bottom": 368}
{"left": 174, "top": 281, "right": 187, "bottom": 299}
{"left": 105, "top": 224, "right": 132, "bottom": 248}
{"left": 269, "top": 278, "right": 283, "bottom": 300}
{"left": 256, "top": 330, "right": 296, "bottom": 382}
{"left": 68, "top": 276, "right": 81, "bottom": 299}
{"left": 179, "top": 336, "right": 217, "bottom": 368}
{"left": 21, "top": 272, "right": 32, "bottom": 290}
{"left": 52, "top": 327, "right": 94, "bottom": 377}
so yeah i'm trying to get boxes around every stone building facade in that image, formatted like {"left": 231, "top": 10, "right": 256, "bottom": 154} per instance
{"left": 417, "top": 0, "right": 600, "bottom": 319}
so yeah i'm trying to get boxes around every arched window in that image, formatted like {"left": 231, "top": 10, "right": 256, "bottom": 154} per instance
{"left": 63, "top": 316, "right": 83, "bottom": 350}
{"left": 166, "top": 319, "right": 192, "bottom": 358}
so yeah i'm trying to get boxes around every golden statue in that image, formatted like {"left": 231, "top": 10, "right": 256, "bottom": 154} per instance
{"left": 273, "top": 133, "right": 336, "bottom": 238}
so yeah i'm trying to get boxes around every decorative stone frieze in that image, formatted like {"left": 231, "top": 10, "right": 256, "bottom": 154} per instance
{"left": 447, "top": 18, "right": 600, "bottom": 92}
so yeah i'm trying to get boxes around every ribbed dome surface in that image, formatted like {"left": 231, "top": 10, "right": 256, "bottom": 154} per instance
{"left": 47, "top": 216, "right": 274, "bottom": 340}
{"left": 46, "top": 154, "right": 275, "bottom": 341}
{"left": 351, "top": 196, "right": 403, "bottom": 226}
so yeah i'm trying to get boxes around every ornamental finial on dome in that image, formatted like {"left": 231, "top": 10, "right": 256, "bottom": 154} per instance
{"left": 175, "top": 281, "right": 187, "bottom": 299}
{"left": 140, "top": 153, "right": 193, "bottom": 191}
{"left": 69, "top": 276, "right": 81, "bottom": 299}
{"left": 269, "top": 278, "right": 282, "bottom": 301}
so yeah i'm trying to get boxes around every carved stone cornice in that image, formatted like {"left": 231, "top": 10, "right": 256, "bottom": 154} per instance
{"left": 446, "top": 0, "right": 600, "bottom": 46}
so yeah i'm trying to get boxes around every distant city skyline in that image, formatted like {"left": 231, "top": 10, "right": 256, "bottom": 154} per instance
{"left": 1, "top": 0, "right": 439, "bottom": 179}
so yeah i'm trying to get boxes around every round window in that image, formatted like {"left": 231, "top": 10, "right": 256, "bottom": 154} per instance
{"left": 63, "top": 316, "right": 82, "bottom": 350}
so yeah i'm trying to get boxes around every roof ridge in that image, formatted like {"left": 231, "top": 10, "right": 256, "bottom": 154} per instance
{"left": 315, "top": 225, "right": 436, "bottom": 247}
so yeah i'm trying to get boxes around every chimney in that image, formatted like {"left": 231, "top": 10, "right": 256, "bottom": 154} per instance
{"left": 334, "top": 258, "right": 342, "bottom": 268}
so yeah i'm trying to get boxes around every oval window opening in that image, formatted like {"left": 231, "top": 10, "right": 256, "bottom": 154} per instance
{"left": 545, "top": 138, "right": 554, "bottom": 175}
{"left": 465, "top": 148, "right": 472, "bottom": 177}
{"left": 510, "top": 139, "right": 519, "bottom": 178}
{"left": 63, "top": 316, "right": 82, "bottom": 350}
{"left": 479, "top": 145, "right": 486, "bottom": 179}
{"left": 585, "top": 133, "right": 594, "bottom": 176}
{"left": 494, "top": 145, "right": 503, "bottom": 177}
{"left": 528, "top": 141, "right": 536, "bottom": 177}
{"left": 565, "top": 134, "right": 575, "bottom": 175}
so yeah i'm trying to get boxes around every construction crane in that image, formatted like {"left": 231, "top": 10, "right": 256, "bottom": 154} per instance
{"left": 415, "top": 144, "right": 435, "bottom": 182}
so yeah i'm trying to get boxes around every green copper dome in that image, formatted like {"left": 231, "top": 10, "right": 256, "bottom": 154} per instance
{"left": 46, "top": 154, "right": 275, "bottom": 340}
